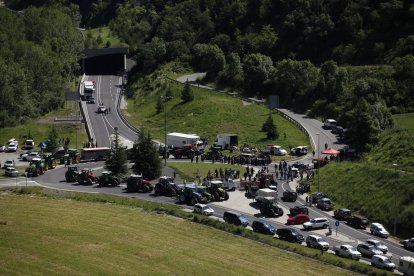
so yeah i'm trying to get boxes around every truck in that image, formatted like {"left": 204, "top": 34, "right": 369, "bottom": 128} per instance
{"left": 83, "top": 80, "right": 95, "bottom": 100}
{"left": 401, "top": 238, "right": 414, "bottom": 250}
{"left": 81, "top": 147, "right": 111, "bottom": 161}
{"left": 255, "top": 188, "right": 278, "bottom": 204}
{"left": 166, "top": 132, "right": 204, "bottom": 150}
{"left": 255, "top": 188, "right": 283, "bottom": 217}
{"left": 398, "top": 256, "right": 414, "bottom": 276}
{"left": 213, "top": 133, "right": 238, "bottom": 150}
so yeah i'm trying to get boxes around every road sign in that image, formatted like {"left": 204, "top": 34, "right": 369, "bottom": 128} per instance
{"left": 335, "top": 220, "right": 340, "bottom": 227}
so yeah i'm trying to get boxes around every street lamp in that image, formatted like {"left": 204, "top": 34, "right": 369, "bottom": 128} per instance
{"left": 164, "top": 98, "right": 167, "bottom": 167}
{"left": 316, "top": 133, "right": 320, "bottom": 192}
{"left": 392, "top": 163, "right": 398, "bottom": 235}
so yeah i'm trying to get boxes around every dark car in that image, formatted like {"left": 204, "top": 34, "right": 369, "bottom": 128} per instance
{"left": 276, "top": 228, "right": 304, "bottom": 243}
{"left": 334, "top": 208, "right": 351, "bottom": 221}
{"left": 316, "top": 198, "right": 334, "bottom": 211}
{"left": 223, "top": 211, "right": 249, "bottom": 227}
{"left": 282, "top": 190, "right": 298, "bottom": 202}
{"left": 311, "top": 192, "right": 329, "bottom": 204}
{"left": 252, "top": 221, "right": 276, "bottom": 235}
{"left": 346, "top": 215, "right": 369, "bottom": 229}
{"left": 289, "top": 205, "right": 309, "bottom": 216}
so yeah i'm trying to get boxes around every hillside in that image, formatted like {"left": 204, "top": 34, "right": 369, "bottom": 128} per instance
{"left": 0, "top": 190, "right": 358, "bottom": 275}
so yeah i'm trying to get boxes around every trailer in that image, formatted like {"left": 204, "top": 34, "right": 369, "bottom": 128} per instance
{"left": 81, "top": 147, "right": 111, "bottom": 161}
{"left": 213, "top": 133, "right": 238, "bottom": 150}
{"left": 398, "top": 256, "right": 414, "bottom": 276}
{"left": 83, "top": 80, "right": 95, "bottom": 100}
{"left": 166, "top": 132, "right": 203, "bottom": 149}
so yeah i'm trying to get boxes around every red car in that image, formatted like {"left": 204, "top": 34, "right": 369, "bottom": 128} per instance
{"left": 287, "top": 214, "right": 310, "bottom": 225}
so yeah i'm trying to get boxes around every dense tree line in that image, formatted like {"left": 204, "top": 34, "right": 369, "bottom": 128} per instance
{"left": 0, "top": 6, "right": 84, "bottom": 127}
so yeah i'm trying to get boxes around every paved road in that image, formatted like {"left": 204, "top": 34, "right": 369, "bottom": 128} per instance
{"left": 84, "top": 75, "right": 136, "bottom": 148}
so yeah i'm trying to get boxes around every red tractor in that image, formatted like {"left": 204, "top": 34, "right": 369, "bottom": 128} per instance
{"left": 171, "top": 144, "right": 198, "bottom": 159}
{"left": 77, "top": 168, "right": 97, "bottom": 185}
{"left": 126, "top": 174, "right": 153, "bottom": 193}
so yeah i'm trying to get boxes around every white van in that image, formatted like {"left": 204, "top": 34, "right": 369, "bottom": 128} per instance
{"left": 324, "top": 119, "right": 337, "bottom": 129}
{"left": 371, "top": 255, "right": 396, "bottom": 271}
{"left": 398, "top": 256, "right": 414, "bottom": 276}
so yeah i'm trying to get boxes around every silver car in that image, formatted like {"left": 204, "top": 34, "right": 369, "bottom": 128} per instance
{"left": 5, "top": 167, "right": 19, "bottom": 177}
{"left": 366, "top": 239, "right": 388, "bottom": 254}
{"left": 357, "top": 243, "right": 383, "bottom": 257}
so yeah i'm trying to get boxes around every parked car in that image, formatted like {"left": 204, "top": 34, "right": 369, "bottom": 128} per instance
{"left": 287, "top": 214, "right": 310, "bottom": 225}
{"left": 252, "top": 221, "right": 276, "bottom": 235}
{"left": 306, "top": 235, "right": 330, "bottom": 251}
{"left": 323, "top": 119, "right": 337, "bottom": 129}
{"left": 334, "top": 208, "right": 351, "bottom": 221}
{"left": 0, "top": 144, "right": 5, "bottom": 152}
{"left": 3, "top": 159, "right": 15, "bottom": 169}
{"left": 7, "top": 142, "right": 18, "bottom": 152}
{"left": 357, "top": 243, "right": 384, "bottom": 257}
{"left": 290, "top": 146, "right": 308, "bottom": 156}
{"left": 311, "top": 192, "right": 329, "bottom": 204}
{"left": 5, "top": 167, "right": 19, "bottom": 177}
{"left": 371, "top": 255, "right": 396, "bottom": 271}
{"left": 316, "top": 198, "right": 334, "bottom": 211}
{"left": 303, "top": 218, "right": 329, "bottom": 230}
{"left": 370, "top": 223, "right": 389, "bottom": 238}
{"left": 23, "top": 152, "right": 40, "bottom": 162}
{"left": 193, "top": 203, "right": 214, "bottom": 216}
{"left": 366, "top": 239, "right": 389, "bottom": 254}
{"left": 333, "top": 244, "right": 361, "bottom": 260}
{"left": 289, "top": 205, "right": 309, "bottom": 216}
{"left": 276, "top": 228, "right": 304, "bottom": 243}
{"left": 88, "top": 96, "right": 96, "bottom": 104}
{"left": 223, "top": 211, "right": 249, "bottom": 227}
{"left": 331, "top": 125, "right": 344, "bottom": 135}
{"left": 346, "top": 215, "right": 369, "bottom": 229}
{"left": 23, "top": 139, "right": 34, "bottom": 149}
{"left": 97, "top": 105, "right": 106, "bottom": 113}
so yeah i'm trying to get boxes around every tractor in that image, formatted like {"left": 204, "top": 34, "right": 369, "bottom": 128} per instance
{"left": 154, "top": 176, "right": 182, "bottom": 197}
{"left": 126, "top": 174, "right": 153, "bottom": 193}
{"left": 258, "top": 197, "right": 284, "bottom": 217}
{"left": 77, "top": 168, "right": 97, "bottom": 185}
{"left": 97, "top": 171, "right": 120, "bottom": 187}
{"left": 61, "top": 149, "right": 81, "bottom": 165}
{"left": 203, "top": 180, "right": 229, "bottom": 201}
{"left": 42, "top": 154, "right": 57, "bottom": 170}
{"left": 177, "top": 184, "right": 209, "bottom": 205}
{"left": 65, "top": 166, "right": 79, "bottom": 182}
{"left": 171, "top": 144, "right": 198, "bottom": 159}
{"left": 25, "top": 158, "right": 47, "bottom": 177}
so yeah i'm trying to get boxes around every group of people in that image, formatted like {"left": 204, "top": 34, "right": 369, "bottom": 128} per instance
{"left": 205, "top": 167, "right": 240, "bottom": 180}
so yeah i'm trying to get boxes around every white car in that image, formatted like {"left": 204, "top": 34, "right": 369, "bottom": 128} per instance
{"left": 303, "top": 218, "right": 329, "bottom": 230}
{"left": 7, "top": 142, "right": 18, "bottom": 152}
{"left": 324, "top": 119, "right": 337, "bottom": 129}
{"left": 24, "top": 139, "right": 34, "bottom": 149}
{"left": 23, "top": 152, "right": 40, "bottom": 162}
{"left": 334, "top": 244, "right": 361, "bottom": 260}
{"left": 0, "top": 144, "right": 5, "bottom": 152}
{"left": 370, "top": 223, "right": 389, "bottom": 238}
{"left": 3, "top": 159, "right": 15, "bottom": 169}
{"left": 306, "top": 235, "right": 330, "bottom": 251}
{"left": 97, "top": 105, "right": 106, "bottom": 113}
{"left": 5, "top": 167, "right": 19, "bottom": 177}
{"left": 371, "top": 255, "right": 395, "bottom": 271}
{"left": 366, "top": 239, "right": 389, "bottom": 254}
{"left": 193, "top": 204, "right": 214, "bottom": 216}
{"left": 357, "top": 243, "right": 383, "bottom": 257}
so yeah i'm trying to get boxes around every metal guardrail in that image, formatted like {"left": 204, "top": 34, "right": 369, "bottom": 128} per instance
{"left": 116, "top": 89, "right": 140, "bottom": 135}
{"left": 78, "top": 74, "right": 95, "bottom": 142}
{"left": 273, "top": 109, "right": 311, "bottom": 140}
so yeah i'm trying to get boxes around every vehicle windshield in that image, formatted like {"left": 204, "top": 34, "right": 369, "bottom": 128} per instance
{"left": 383, "top": 258, "right": 392, "bottom": 264}
{"left": 316, "top": 238, "right": 325, "bottom": 243}
{"left": 264, "top": 223, "right": 274, "bottom": 230}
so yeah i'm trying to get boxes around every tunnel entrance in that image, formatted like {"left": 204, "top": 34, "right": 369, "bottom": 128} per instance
{"left": 82, "top": 48, "right": 128, "bottom": 75}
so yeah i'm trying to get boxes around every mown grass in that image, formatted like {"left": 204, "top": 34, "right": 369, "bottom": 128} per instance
{"left": 83, "top": 26, "right": 128, "bottom": 48}
{"left": 168, "top": 162, "right": 244, "bottom": 182}
{"left": 0, "top": 100, "right": 88, "bottom": 151}
{"left": 124, "top": 71, "right": 309, "bottom": 149}
{"left": 0, "top": 187, "right": 389, "bottom": 275}
{"left": 314, "top": 161, "right": 414, "bottom": 238}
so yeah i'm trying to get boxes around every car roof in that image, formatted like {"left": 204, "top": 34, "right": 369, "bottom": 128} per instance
{"left": 195, "top": 203, "right": 207, "bottom": 207}
{"left": 340, "top": 208, "right": 351, "bottom": 211}
{"left": 308, "top": 234, "right": 321, "bottom": 239}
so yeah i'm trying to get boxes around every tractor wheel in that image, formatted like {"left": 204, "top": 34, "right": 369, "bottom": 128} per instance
{"left": 277, "top": 208, "right": 284, "bottom": 216}
{"left": 191, "top": 198, "right": 198, "bottom": 206}
{"left": 141, "top": 185, "right": 150, "bottom": 193}
{"left": 112, "top": 179, "right": 119, "bottom": 186}
{"left": 224, "top": 192, "right": 229, "bottom": 201}
{"left": 175, "top": 153, "right": 181, "bottom": 159}
{"left": 154, "top": 187, "right": 159, "bottom": 196}
{"left": 87, "top": 178, "right": 93, "bottom": 185}
{"left": 187, "top": 151, "right": 195, "bottom": 159}
{"left": 179, "top": 194, "right": 186, "bottom": 203}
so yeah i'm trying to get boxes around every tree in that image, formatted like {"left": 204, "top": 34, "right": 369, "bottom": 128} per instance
{"left": 262, "top": 113, "right": 279, "bottom": 139}
{"left": 105, "top": 129, "right": 128, "bottom": 176}
{"left": 132, "top": 131, "right": 161, "bottom": 179}
{"left": 46, "top": 126, "right": 59, "bottom": 152}
{"left": 155, "top": 96, "right": 164, "bottom": 114}
{"left": 181, "top": 82, "right": 194, "bottom": 103}
{"left": 243, "top": 53, "right": 274, "bottom": 94}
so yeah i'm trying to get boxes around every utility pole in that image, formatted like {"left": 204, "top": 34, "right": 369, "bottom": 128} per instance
{"left": 393, "top": 163, "right": 398, "bottom": 236}
{"left": 164, "top": 98, "right": 167, "bottom": 167}
{"left": 316, "top": 133, "right": 320, "bottom": 192}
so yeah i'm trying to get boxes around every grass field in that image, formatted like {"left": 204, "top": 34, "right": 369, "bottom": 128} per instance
{"left": 393, "top": 112, "right": 414, "bottom": 133}
{"left": 0, "top": 191, "right": 358, "bottom": 275}
{"left": 168, "top": 162, "right": 244, "bottom": 182}
{"left": 83, "top": 26, "right": 127, "bottom": 48}
{"left": 125, "top": 79, "right": 309, "bottom": 150}
{"left": 0, "top": 100, "right": 88, "bottom": 151}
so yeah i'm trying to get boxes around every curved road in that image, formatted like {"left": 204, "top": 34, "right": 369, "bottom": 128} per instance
{"left": 3, "top": 73, "right": 412, "bottom": 267}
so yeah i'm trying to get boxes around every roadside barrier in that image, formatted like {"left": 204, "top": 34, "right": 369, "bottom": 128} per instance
{"left": 78, "top": 74, "right": 95, "bottom": 142}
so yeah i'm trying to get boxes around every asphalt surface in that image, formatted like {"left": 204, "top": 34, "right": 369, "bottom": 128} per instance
{"left": 1, "top": 73, "right": 413, "bottom": 270}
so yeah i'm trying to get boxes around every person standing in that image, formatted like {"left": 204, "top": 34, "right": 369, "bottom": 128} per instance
{"left": 173, "top": 170, "right": 176, "bottom": 180}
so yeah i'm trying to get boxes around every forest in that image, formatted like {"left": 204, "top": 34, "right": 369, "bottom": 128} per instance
{"left": 3, "top": 0, "right": 414, "bottom": 152}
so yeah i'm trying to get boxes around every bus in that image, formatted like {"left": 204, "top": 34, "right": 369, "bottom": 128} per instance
{"left": 81, "top": 147, "right": 111, "bottom": 161}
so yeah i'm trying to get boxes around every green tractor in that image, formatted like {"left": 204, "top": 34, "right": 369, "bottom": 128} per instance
{"left": 65, "top": 166, "right": 79, "bottom": 182}
{"left": 177, "top": 184, "right": 210, "bottom": 205}
{"left": 258, "top": 197, "right": 284, "bottom": 217}
{"left": 42, "top": 154, "right": 57, "bottom": 170}
{"left": 97, "top": 171, "right": 120, "bottom": 187}
{"left": 61, "top": 149, "right": 81, "bottom": 165}
{"left": 25, "top": 158, "right": 46, "bottom": 177}
{"left": 77, "top": 168, "right": 97, "bottom": 185}
{"left": 154, "top": 176, "right": 182, "bottom": 197}
{"left": 203, "top": 180, "right": 229, "bottom": 202}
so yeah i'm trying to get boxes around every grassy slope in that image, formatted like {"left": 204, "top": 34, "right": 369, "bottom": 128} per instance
{"left": 0, "top": 193, "right": 355, "bottom": 276}
{"left": 124, "top": 77, "right": 309, "bottom": 149}
{"left": 0, "top": 100, "right": 88, "bottom": 151}
{"left": 316, "top": 113, "right": 414, "bottom": 237}
{"left": 168, "top": 162, "right": 243, "bottom": 182}
{"left": 393, "top": 112, "right": 414, "bottom": 133}
{"left": 83, "top": 26, "right": 127, "bottom": 48}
